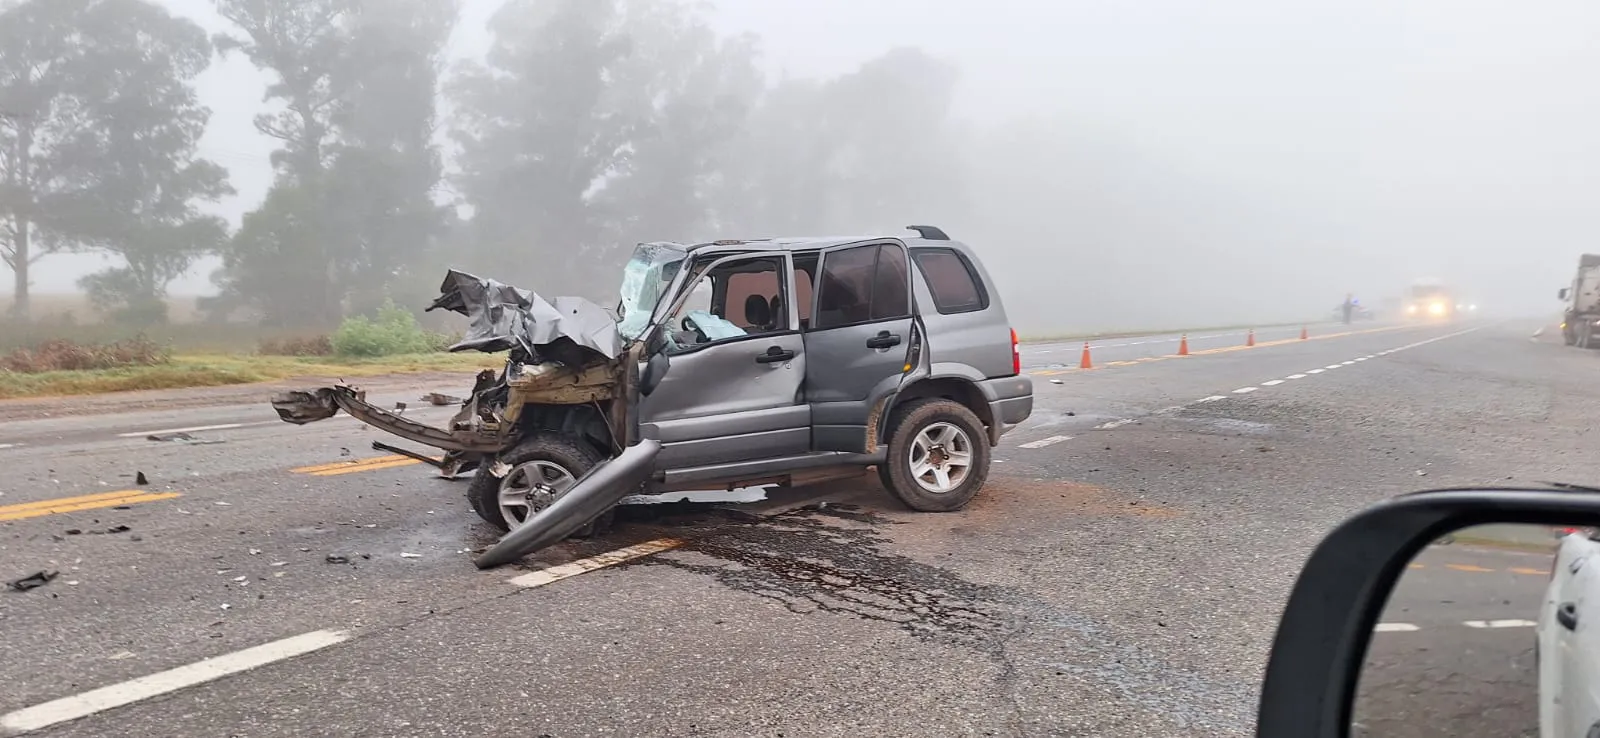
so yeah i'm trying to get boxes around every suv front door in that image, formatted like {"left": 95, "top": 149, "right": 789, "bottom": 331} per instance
{"left": 802, "top": 241, "right": 915, "bottom": 453}
{"left": 638, "top": 252, "right": 810, "bottom": 470}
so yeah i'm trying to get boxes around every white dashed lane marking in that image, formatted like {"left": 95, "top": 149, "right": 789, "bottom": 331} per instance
{"left": 1013, "top": 324, "right": 1488, "bottom": 450}
{"left": 1464, "top": 619, "right": 1538, "bottom": 629}
{"left": 506, "top": 539, "right": 684, "bottom": 589}
{"left": 1018, "top": 435, "right": 1073, "bottom": 449}
{"left": 1379, "top": 619, "right": 1536, "bottom": 632}
{"left": 0, "top": 629, "right": 351, "bottom": 734}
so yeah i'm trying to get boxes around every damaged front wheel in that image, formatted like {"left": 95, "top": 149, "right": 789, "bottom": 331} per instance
{"left": 467, "top": 435, "right": 615, "bottom": 538}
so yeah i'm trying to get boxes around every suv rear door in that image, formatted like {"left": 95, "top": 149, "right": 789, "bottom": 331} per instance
{"left": 802, "top": 241, "right": 914, "bottom": 453}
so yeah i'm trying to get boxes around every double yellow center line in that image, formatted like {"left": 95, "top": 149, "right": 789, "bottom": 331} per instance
{"left": 0, "top": 490, "right": 183, "bottom": 522}
{"left": 289, "top": 454, "right": 435, "bottom": 477}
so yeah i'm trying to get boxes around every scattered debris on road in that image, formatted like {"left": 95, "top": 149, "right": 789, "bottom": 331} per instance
{"left": 400, "top": 552, "right": 423, "bottom": 559}
{"left": 325, "top": 554, "right": 350, "bottom": 564}
{"left": 7, "top": 570, "right": 59, "bottom": 592}
{"left": 421, "top": 392, "right": 464, "bottom": 406}
{"left": 135, "top": 471, "right": 148, "bottom": 485}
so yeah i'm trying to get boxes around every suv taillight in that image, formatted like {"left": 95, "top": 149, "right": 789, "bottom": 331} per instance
{"left": 1010, "top": 328, "right": 1021, "bottom": 376}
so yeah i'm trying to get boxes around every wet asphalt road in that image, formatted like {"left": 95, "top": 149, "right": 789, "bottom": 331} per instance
{"left": 0, "top": 317, "right": 1593, "bottom": 736}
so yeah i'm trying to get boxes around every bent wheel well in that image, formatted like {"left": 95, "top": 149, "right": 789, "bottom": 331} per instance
{"left": 515, "top": 404, "right": 615, "bottom": 458}
{"left": 883, "top": 378, "right": 994, "bottom": 441}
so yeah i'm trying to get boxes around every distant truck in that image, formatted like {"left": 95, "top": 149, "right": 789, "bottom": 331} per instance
{"left": 1558, "top": 254, "right": 1600, "bottom": 347}
{"left": 1401, "top": 278, "right": 1459, "bottom": 321}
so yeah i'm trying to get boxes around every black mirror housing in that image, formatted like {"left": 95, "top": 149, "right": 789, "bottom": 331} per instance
{"left": 1257, "top": 487, "right": 1600, "bottom": 737}
{"left": 639, "top": 351, "right": 670, "bottom": 397}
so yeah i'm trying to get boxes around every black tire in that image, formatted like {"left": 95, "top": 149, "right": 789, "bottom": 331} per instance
{"left": 879, "top": 399, "right": 991, "bottom": 512}
{"left": 467, "top": 434, "right": 615, "bottom": 537}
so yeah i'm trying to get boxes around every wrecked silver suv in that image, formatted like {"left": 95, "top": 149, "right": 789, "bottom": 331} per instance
{"left": 272, "top": 226, "right": 1033, "bottom": 568}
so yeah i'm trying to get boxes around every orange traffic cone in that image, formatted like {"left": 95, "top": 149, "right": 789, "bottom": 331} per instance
{"left": 1178, "top": 334, "right": 1189, "bottom": 356}
{"left": 1079, "top": 342, "right": 1093, "bottom": 370}
{"left": 1300, "top": 326, "right": 1308, "bottom": 340}
{"left": 1246, "top": 329, "right": 1256, "bottom": 347}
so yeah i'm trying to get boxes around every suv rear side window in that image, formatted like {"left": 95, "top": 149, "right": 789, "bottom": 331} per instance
{"left": 912, "top": 248, "right": 988, "bottom": 314}
{"left": 813, "top": 244, "right": 911, "bottom": 330}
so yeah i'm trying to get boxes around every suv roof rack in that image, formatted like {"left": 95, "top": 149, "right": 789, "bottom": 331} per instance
{"left": 905, "top": 225, "right": 949, "bottom": 241}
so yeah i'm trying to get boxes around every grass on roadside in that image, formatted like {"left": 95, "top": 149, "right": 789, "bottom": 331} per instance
{"left": 0, "top": 352, "right": 504, "bottom": 401}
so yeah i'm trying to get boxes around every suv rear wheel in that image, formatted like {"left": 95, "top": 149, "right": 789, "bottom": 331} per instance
{"left": 879, "top": 399, "right": 991, "bottom": 512}
{"left": 467, "top": 434, "right": 615, "bottom": 537}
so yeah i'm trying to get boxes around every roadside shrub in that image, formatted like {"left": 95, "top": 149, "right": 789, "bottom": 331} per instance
{"left": 0, "top": 336, "right": 171, "bottom": 374}
{"left": 257, "top": 335, "right": 334, "bottom": 357}
{"left": 426, "top": 330, "right": 462, "bottom": 353}
{"left": 330, "top": 301, "right": 437, "bottom": 357}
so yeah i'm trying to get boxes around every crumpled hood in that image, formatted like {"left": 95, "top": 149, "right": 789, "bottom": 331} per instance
{"left": 426, "top": 269, "right": 623, "bottom": 363}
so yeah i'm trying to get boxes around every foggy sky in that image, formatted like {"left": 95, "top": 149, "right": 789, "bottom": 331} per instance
{"left": 18, "top": 0, "right": 1600, "bottom": 330}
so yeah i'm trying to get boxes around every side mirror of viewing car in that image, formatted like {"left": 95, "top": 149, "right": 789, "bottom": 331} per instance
{"left": 639, "top": 351, "right": 670, "bottom": 397}
{"left": 1560, "top": 288, "right": 1570, "bottom": 300}
{"left": 1256, "top": 486, "right": 1600, "bottom": 737}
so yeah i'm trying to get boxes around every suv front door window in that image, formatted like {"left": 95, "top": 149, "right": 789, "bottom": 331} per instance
{"left": 802, "top": 242, "right": 916, "bottom": 453}
{"left": 637, "top": 252, "right": 810, "bottom": 470}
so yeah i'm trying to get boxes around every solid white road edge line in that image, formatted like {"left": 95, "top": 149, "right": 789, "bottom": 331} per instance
{"left": 115, "top": 423, "right": 248, "bottom": 438}
{"left": 506, "top": 538, "right": 684, "bottom": 589}
{"left": 0, "top": 629, "right": 351, "bottom": 735}
{"left": 1019, "top": 435, "right": 1073, "bottom": 449}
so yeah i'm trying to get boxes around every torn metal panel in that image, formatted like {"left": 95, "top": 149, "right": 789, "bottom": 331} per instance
{"left": 426, "top": 269, "right": 624, "bottom": 364}
{"left": 475, "top": 438, "right": 662, "bottom": 569}
{"left": 271, "top": 385, "right": 507, "bottom": 453}
{"left": 502, "top": 360, "right": 621, "bottom": 423}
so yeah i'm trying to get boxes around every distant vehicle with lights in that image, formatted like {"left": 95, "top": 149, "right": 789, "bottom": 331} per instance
{"left": 1558, "top": 254, "right": 1600, "bottom": 348}
{"left": 1401, "top": 279, "right": 1461, "bottom": 321}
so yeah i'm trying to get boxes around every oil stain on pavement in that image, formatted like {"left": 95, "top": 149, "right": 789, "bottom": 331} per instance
{"left": 644, "top": 505, "right": 1012, "bottom": 647}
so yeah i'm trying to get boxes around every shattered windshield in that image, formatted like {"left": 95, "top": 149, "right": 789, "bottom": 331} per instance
{"left": 617, "top": 242, "right": 689, "bottom": 341}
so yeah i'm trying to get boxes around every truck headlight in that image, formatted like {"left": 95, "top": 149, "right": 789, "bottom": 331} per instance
{"left": 1428, "top": 302, "right": 1445, "bottom": 315}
